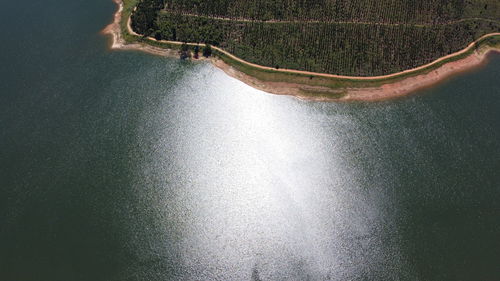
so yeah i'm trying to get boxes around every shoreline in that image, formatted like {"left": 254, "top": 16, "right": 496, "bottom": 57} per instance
{"left": 101, "top": 0, "right": 180, "bottom": 57}
{"left": 213, "top": 50, "right": 498, "bottom": 102}
{"left": 102, "top": 0, "right": 500, "bottom": 102}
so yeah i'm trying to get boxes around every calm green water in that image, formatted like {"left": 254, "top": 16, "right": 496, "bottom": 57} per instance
{"left": 1, "top": 1, "right": 499, "bottom": 280}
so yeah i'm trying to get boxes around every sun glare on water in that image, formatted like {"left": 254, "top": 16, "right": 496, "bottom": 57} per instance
{"left": 130, "top": 63, "right": 408, "bottom": 280}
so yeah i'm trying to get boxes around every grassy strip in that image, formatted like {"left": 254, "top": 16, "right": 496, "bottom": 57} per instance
{"left": 120, "top": 0, "right": 140, "bottom": 43}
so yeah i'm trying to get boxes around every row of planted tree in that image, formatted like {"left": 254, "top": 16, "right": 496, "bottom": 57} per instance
{"left": 130, "top": 0, "right": 499, "bottom": 75}
{"left": 163, "top": 0, "right": 498, "bottom": 24}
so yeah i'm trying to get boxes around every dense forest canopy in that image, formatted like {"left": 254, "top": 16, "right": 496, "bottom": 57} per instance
{"left": 131, "top": 0, "right": 500, "bottom": 76}
{"left": 164, "top": 0, "right": 499, "bottom": 23}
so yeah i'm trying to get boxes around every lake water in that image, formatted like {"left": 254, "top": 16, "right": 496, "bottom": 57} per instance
{"left": 1, "top": 0, "right": 499, "bottom": 280}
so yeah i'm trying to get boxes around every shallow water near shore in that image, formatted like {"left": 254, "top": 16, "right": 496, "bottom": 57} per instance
{"left": 1, "top": 0, "right": 500, "bottom": 280}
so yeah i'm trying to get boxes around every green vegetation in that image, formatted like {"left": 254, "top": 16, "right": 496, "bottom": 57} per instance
{"left": 130, "top": 0, "right": 163, "bottom": 35}
{"left": 212, "top": 35, "right": 500, "bottom": 94}
{"left": 202, "top": 44, "right": 212, "bottom": 57}
{"left": 120, "top": 0, "right": 142, "bottom": 43}
{"left": 164, "top": 0, "right": 499, "bottom": 23}
{"left": 128, "top": 0, "right": 499, "bottom": 77}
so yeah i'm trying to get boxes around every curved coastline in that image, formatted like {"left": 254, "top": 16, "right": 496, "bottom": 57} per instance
{"left": 102, "top": 0, "right": 500, "bottom": 101}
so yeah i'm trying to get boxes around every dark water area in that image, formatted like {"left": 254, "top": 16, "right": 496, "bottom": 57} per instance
{"left": 1, "top": 0, "right": 499, "bottom": 280}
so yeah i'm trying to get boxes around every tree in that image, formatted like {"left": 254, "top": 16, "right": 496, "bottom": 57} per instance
{"left": 156, "top": 16, "right": 174, "bottom": 40}
{"left": 203, "top": 44, "right": 212, "bottom": 57}
{"left": 130, "top": 0, "right": 162, "bottom": 35}
{"left": 194, "top": 45, "right": 200, "bottom": 59}
{"left": 179, "top": 43, "right": 191, "bottom": 60}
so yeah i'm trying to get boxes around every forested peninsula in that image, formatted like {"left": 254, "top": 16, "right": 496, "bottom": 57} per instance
{"left": 104, "top": 0, "right": 500, "bottom": 101}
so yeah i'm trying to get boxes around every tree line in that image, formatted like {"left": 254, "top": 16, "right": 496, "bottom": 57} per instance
{"left": 130, "top": 0, "right": 500, "bottom": 75}
{"left": 163, "top": 0, "right": 499, "bottom": 24}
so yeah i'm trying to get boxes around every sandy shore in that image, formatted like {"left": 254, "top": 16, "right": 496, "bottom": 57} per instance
{"left": 343, "top": 50, "right": 498, "bottom": 101}
{"left": 214, "top": 48, "right": 498, "bottom": 102}
{"left": 102, "top": 0, "right": 499, "bottom": 102}
{"left": 101, "top": 0, "right": 180, "bottom": 57}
